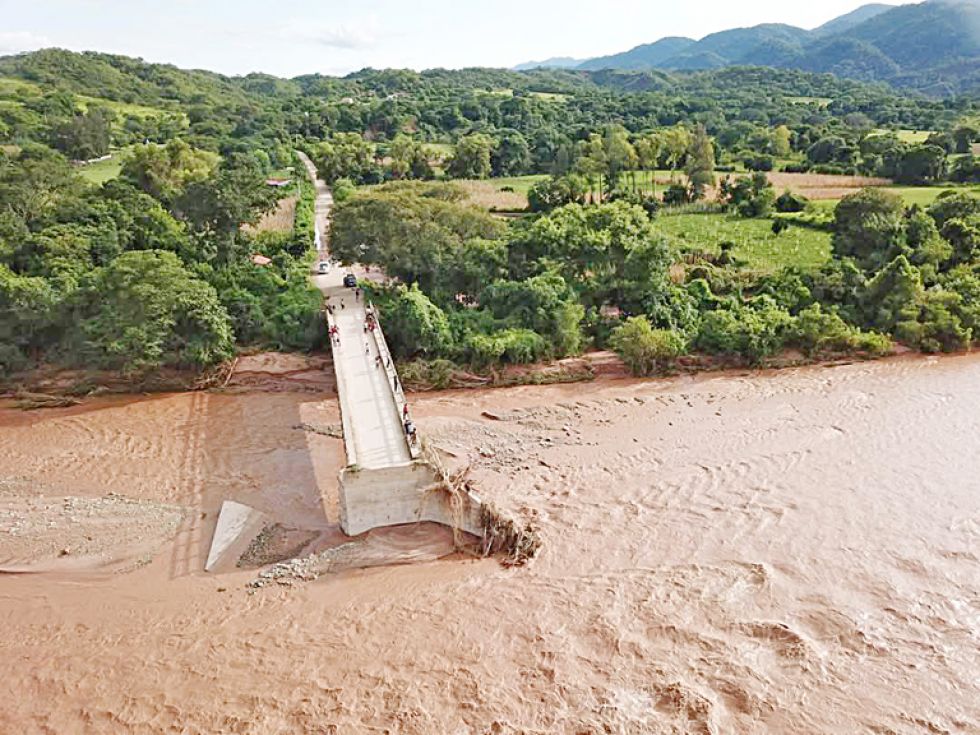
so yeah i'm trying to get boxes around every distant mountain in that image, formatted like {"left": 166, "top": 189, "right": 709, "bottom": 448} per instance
{"left": 513, "top": 2, "right": 980, "bottom": 96}
{"left": 813, "top": 3, "right": 894, "bottom": 35}
{"left": 576, "top": 37, "right": 695, "bottom": 72}
{"left": 512, "top": 57, "right": 584, "bottom": 71}
{"left": 671, "top": 24, "right": 812, "bottom": 67}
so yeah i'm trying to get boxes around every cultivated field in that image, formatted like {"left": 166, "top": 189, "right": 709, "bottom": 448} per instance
{"left": 244, "top": 196, "right": 298, "bottom": 234}
{"left": 654, "top": 212, "right": 832, "bottom": 272}
{"left": 461, "top": 171, "right": 894, "bottom": 210}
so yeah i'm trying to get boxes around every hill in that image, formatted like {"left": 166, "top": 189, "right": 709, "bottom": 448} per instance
{"left": 512, "top": 2, "right": 980, "bottom": 96}
{"left": 577, "top": 38, "right": 695, "bottom": 72}
{"left": 812, "top": 3, "right": 894, "bottom": 35}
{"left": 513, "top": 57, "right": 585, "bottom": 71}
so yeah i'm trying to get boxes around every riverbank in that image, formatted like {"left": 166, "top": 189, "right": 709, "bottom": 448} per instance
{"left": 3, "top": 341, "right": 915, "bottom": 407}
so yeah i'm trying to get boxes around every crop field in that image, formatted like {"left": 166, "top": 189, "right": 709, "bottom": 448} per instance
{"left": 653, "top": 212, "right": 832, "bottom": 272}
{"left": 457, "top": 179, "right": 530, "bottom": 211}
{"left": 76, "top": 94, "right": 180, "bottom": 120}
{"left": 243, "top": 195, "right": 298, "bottom": 234}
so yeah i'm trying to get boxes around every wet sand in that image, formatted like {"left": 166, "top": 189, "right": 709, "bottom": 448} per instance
{"left": 0, "top": 355, "right": 978, "bottom": 733}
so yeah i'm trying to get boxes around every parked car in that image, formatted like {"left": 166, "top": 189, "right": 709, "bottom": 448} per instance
{"left": 343, "top": 273, "right": 357, "bottom": 288}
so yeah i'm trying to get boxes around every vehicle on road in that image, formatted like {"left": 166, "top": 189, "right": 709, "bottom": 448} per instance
{"left": 317, "top": 261, "right": 331, "bottom": 274}
{"left": 343, "top": 273, "right": 357, "bottom": 288}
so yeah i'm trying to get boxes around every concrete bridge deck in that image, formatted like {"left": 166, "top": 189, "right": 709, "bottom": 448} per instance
{"left": 325, "top": 291, "right": 415, "bottom": 470}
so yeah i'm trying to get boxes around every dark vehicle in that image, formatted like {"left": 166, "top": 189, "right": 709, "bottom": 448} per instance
{"left": 343, "top": 274, "right": 357, "bottom": 288}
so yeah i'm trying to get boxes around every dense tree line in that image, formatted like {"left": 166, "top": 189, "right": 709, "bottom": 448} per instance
{"left": 0, "top": 141, "right": 323, "bottom": 378}
{"left": 329, "top": 179, "right": 980, "bottom": 376}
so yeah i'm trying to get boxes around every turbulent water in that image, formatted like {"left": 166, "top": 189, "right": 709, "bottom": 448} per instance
{"left": 0, "top": 355, "right": 977, "bottom": 733}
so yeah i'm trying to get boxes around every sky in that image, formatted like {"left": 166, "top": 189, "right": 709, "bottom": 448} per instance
{"left": 0, "top": 0, "right": 902, "bottom": 78}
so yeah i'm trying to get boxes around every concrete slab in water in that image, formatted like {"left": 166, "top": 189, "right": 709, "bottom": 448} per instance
{"left": 205, "top": 501, "right": 269, "bottom": 573}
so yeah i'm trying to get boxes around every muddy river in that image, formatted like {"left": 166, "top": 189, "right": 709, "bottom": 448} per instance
{"left": 0, "top": 355, "right": 977, "bottom": 733}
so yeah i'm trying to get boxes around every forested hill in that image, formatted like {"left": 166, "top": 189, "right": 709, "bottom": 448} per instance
{"left": 527, "top": 1, "right": 980, "bottom": 97}
{"left": 0, "top": 47, "right": 968, "bottom": 137}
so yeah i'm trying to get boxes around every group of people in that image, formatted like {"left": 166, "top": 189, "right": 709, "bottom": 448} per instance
{"left": 327, "top": 281, "right": 416, "bottom": 447}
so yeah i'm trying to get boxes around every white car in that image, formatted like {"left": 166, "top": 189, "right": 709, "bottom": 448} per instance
{"left": 317, "top": 261, "right": 331, "bottom": 274}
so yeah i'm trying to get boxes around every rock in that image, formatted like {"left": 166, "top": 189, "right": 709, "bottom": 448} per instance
{"left": 481, "top": 410, "right": 504, "bottom": 421}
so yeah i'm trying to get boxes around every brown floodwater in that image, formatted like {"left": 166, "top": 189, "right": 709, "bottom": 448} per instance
{"left": 0, "top": 355, "right": 978, "bottom": 733}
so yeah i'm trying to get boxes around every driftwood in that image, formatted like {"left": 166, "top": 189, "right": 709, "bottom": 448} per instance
{"left": 13, "top": 391, "right": 82, "bottom": 410}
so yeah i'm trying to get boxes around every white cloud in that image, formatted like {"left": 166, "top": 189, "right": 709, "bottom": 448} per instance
{"left": 0, "top": 31, "right": 51, "bottom": 54}
{"left": 283, "top": 17, "right": 382, "bottom": 50}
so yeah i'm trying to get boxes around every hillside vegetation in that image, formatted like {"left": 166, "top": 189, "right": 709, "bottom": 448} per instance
{"left": 1, "top": 47, "right": 979, "bottom": 385}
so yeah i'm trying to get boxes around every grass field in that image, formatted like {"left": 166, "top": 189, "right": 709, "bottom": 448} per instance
{"left": 870, "top": 129, "right": 935, "bottom": 144}
{"left": 653, "top": 212, "right": 832, "bottom": 272}
{"left": 887, "top": 185, "right": 980, "bottom": 207}
{"left": 76, "top": 94, "right": 180, "bottom": 120}
{"left": 76, "top": 151, "right": 126, "bottom": 184}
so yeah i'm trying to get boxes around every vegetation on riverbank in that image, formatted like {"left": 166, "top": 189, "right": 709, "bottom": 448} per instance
{"left": 2, "top": 48, "right": 980, "bottom": 387}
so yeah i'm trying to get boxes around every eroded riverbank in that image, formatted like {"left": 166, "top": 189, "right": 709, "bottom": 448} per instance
{"left": 0, "top": 355, "right": 977, "bottom": 733}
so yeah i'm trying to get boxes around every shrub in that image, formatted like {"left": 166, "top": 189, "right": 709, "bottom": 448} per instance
{"left": 775, "top": 190, "right": 808, "bottom": 213}
{"left": 792, "top": 304, "right": 892, "bottom": 356}
{"left": 662, "top": 183, "right": 692, "bottom": 206}
{"left": 696, "top": 304, "right": 795, "bottom": 362}
{"left": 465, "top": 328, "right": 547, "bottom": 367}
{"left": 609, "top": 316, "right": 687, "bottom": 376}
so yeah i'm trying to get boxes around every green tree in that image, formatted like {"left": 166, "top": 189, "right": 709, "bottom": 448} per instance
{"left": 0, "top": 264, "right": 57, "bottom": 374}
{"left": 771, "top": 125, "right": 792, "bottom": 158}
{"left": 72, "top": 250, "right": 234, "bottom": 373}
{"left": 121, "top": 140, "right": 218, "bottom": 204}
{"left": 685, "top": 124, "right": 715, "bottom": 197}
{"left": 385, "top": 283, "right": 453, "bottom": 358}
{"left": 50, "top": 107, "right": 113, "bottom": 160}
{"left": 575, "top": 133, "right": 607, "bottom": 203}
{"left": 635, "top": 132, "right": 664, "bottom": 196}
{"left": 833, "top": 188, "right": 906, "bottom": 271}
{"left": 446, "top": 133, "right": 493, "bottom": 179}
{"left": 661, "top": 126, "right": 692, "bottom": 182}
{"left": 952, "top": 125, "right": 978, "bottom": 154}
{"left": 896, "top": 144, "right": 947, "bottom": 184}
{"left": 491, "top": 129, "right": 531, "bottom": 177}
{"left": 609, "top": 316, "right": 686, "bottom": 376}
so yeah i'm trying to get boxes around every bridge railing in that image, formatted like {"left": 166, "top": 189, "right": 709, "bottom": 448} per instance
{"left": 366, "top": 302, "right": 421, "bottom": 461}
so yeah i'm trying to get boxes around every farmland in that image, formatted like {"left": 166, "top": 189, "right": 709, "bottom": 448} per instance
{"left": 653, "top": 211, "right": 832, "bottom": 272}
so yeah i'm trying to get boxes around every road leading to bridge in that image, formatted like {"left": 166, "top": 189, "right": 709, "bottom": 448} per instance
{"left": 296, "top": 151, "right": 483, "bottom": 539}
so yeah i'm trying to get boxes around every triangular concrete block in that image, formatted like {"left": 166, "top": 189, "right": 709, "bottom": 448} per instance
{"left": 205, "top": 500, "right": 269, "bottom": 573}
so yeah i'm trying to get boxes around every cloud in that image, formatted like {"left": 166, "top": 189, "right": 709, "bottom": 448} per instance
{"left": 0, "top": 31, "right": 51, "bottom": 54}
{"left": 283, "top": 17, "right": 382, "bottom": 50}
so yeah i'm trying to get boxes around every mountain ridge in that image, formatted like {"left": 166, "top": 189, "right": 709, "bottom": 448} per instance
{"left": 514, "top": 2, "right": 980, "bottom": 95}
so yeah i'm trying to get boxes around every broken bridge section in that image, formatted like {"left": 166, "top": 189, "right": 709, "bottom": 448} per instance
{"left": 324, "top": 287, "right": 484, "bottom": 538}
